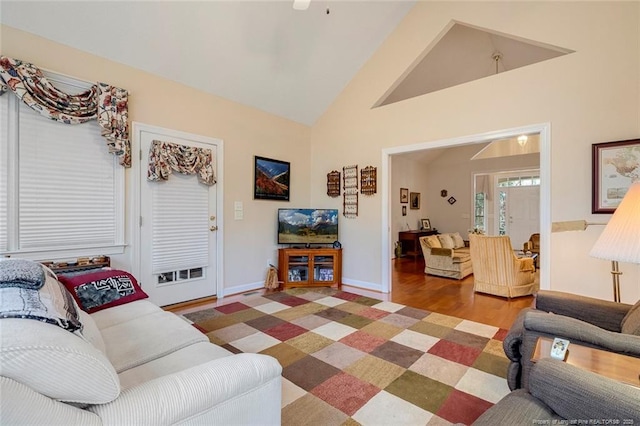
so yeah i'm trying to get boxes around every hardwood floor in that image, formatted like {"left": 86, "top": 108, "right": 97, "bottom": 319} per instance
{"left": 167, "top": 257, "right": 533, "bottom": 330}
{"left": 387, "top": 257, "right": 533, "bottom": 329}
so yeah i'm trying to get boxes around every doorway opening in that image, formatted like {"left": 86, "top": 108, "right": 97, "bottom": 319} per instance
{"left": 381, "top": 123, "right": 551, "bottom": 294}
{"left": 474, "top": 169, "right": 541, "bottom": 243}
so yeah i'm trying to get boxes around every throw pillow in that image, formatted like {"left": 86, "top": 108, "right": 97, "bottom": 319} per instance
{"left": 59, "top": 269, "right": 148, "bottom": 314}
{"left": 451, "top": 232, "right": 466, "bottom": 249}
{"left": 438, "top": 234, "right": 455, "bottom": 249}
{"left": 424, "top": 235, "right": 441, "bottom": 248}
{"left": 0, "top": 267, "right": 83, "bottom": 332}
{"left": 621, "top": 300, "right": 640, "bottom": 335}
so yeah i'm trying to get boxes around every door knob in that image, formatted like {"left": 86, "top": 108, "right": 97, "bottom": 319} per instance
{"left": 210, "top": 226, "right": 218, "bottom": 231}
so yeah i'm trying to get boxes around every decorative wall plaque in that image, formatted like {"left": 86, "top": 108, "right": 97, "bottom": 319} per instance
{"left": 343, "top": 193, "right": 358, "bottom": 217}
{"left": 327, "top": 170, "right": 341, "bottom": 197}
{"left": 360, "top": 166, "right": 377, "bottom": 195}
{"left": 343, "top": 165, "right": 358, "bottom": 218}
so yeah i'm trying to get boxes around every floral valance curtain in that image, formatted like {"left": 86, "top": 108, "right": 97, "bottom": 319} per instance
{"left": 147, "top": 140, "right": 216, "bottom": 186}
{"left": 0, "top": 56, "right": 131, "bottom": 167}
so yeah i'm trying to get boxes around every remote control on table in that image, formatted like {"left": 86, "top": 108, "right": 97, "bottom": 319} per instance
{"left": 550, "top": 337, "right": 570, "bottom": 360}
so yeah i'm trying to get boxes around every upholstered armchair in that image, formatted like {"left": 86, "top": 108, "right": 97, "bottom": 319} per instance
{"left": 503, "top": 290, "right": 640, "bottom": 390}
{"left": 468, "top": 234, "right": 537, "bottom": 298}
{"left": 474, "top": 358, "right": 640, "bottom": 424}
{"left": 523, "top": 233, "right": 540, "bottom": 267}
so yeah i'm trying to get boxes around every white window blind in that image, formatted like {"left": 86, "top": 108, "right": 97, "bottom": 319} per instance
{"left": 0, "top": 95, "right": 8, "bottom": 252}
{"left": 151, "top": 173, "right": 209, "bottom": 274}
{"left": 0, "top": 73, "right": 124, "bottom": 257}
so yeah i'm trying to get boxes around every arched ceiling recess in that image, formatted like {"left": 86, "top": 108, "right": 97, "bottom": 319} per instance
{"left": 376, "top": 21, "right": 574, "bottom": 106}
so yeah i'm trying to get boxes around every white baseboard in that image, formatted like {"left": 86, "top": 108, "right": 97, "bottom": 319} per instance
{"left": 222, "top": 279, "right": 384, "bottom": 298}
{"left": 219, "top": 281, "right": 264, "bottom": 299}
{"left": 342, "top": 278, "right": 384, "bottom": 293}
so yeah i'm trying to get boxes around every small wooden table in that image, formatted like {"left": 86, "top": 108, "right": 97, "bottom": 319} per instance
{"left": 398, "top": 229, "right": 438, "bottom": 260}
{"left": 531, "top": 337, "right": 640, "bottom": 388}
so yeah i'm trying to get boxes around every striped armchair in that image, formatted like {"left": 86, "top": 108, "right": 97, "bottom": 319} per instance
{"left": 469, "top": 234, "right": 538, "bottom": 298}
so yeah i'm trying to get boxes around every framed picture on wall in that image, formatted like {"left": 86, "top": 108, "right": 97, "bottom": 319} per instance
{"left": 592, "top": 139, "right": 640, "bottom": 213}
{"left": 400, "top": 188, "right": 409, "bottom": 203}
{"left": 402, "top": 206, "right": 407, "bottom": 216}
{"left": 410, "top": 192, "right": 420, "bottom": 209}
{"left": 254, "top": 156, "right": 290, "bottom": 201}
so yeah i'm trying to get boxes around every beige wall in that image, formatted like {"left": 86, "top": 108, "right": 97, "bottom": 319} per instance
{"left": 422, "top": 146, "right": 540, "bottom": 238}
{"left": 310, "top": 2, "right": 640, "bottom": 302}
{"left": 390, "top": 156, "right": 431, "bottom": 257}
{"left": 3, "top": 1, "right": 640, "bottom": 302}
{"left": 1, "top": 25, "right": 312, "bottom": 295}
{"left": 389, "top": 144, "right": 540, "bottom": 260}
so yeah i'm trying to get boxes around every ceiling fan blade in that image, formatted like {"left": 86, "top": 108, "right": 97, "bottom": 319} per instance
{"left": 293, "top": 0, "right": 311, "bottom": 11}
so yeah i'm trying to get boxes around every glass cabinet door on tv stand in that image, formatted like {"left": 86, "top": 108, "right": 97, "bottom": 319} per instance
{"left": 278, "top": 247, "right": 342, "bottom": 289}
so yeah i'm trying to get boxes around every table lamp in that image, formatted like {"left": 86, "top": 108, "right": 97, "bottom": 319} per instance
{"left": 589, "top": 181, "right": 640, "bottom": 302}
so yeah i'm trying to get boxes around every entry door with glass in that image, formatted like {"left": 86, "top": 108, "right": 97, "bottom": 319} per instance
{"left": 496, "top": 173, "right": 540, "bottom": 249}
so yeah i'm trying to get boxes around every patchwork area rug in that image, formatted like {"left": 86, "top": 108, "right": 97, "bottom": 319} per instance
{"left": 183, "top": 288, "right": 511, "bottom": 425}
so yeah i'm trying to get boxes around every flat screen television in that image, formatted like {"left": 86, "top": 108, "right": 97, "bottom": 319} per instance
{"left": 278, "top": 208, "right": 338, "bottom": 245}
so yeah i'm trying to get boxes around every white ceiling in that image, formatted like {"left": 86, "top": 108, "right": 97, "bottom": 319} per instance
{"left": 0, "top": 0, "right": 415, "bottom": 126}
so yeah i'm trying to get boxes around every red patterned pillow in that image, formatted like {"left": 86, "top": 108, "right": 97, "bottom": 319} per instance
{"left": 58, "top": 269, "right": 148, "bottom": 313}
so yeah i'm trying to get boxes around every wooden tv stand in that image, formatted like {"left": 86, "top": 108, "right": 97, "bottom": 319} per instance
{"left": 278, "top": 247, "right": 342, "bottom": 289}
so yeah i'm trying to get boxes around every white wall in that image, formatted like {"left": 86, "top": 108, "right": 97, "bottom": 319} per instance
{"left": 310, "top": 2, "right": 640, "bottom": 302}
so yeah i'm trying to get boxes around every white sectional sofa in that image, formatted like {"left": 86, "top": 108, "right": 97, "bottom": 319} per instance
{"left": 1, "top": 286, "right": 282, "bottom": 425}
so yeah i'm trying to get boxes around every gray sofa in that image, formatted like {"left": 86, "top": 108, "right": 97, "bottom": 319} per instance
{"left": 473, "top": 357, "right": 640, "bottom": 424}
{"left": 503, "top": 290, "right": 640, "bottom": 390}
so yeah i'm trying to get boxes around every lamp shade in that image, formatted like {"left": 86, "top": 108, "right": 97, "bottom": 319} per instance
{"left": 590, "top": 182, "right": 640, "bottom": 264}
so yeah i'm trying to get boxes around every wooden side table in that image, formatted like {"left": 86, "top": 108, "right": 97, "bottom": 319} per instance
{"left": 531, "top": 337, "right": 640, "bottom": 388}
{"left": 398, "top": 229, "right": 438, "bottom": 260}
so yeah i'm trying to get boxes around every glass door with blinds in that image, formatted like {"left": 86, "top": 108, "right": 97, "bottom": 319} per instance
{"left": 139, "top": 128, "right": 219, "bottom": 306}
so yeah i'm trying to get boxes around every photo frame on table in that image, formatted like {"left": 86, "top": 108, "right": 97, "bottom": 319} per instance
{"left": 400, "top": 188, "right": 409, "bottom": 203}
{"left": 410, "top": 192, "right": 420, "bottom": 209}
{"left": 254, "top": 156, "right": 290, "bottom": 201}
{"left": 592, "top": 139, "right": 640, "bottom": 213}
{"left": 421, "top": 219, "right": 431, "bottom": 230}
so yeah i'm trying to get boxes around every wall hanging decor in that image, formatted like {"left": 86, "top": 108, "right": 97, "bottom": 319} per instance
{"left": 400, "top": 188, "right": 409, "bottom": 203}
{"left": 448, "top": 196, "right": 457, "bottom": 205}
{"left": 592, "top": 138, "right": 640, "bottom": 213}
{"left": 343, "top": 164, "right": 358, "bottom": 218}
{"left": 254, "top": 156, "right": 290, "bottom": 201}
{"left": 440, "top": 189, "right": 448, "bottom": 197}
{"left": 327, "top": 170, "right": 341, "bottom": 197}
{"left": 410, "top": 192, "right": 420, "bottom": 209}
{"left": 360, "top": 166, "right": 377, "bottom": 195}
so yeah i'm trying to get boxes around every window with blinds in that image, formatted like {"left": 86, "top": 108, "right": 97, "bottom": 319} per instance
{"left": 0, "top": 73, "right": 124, "bottom": 257}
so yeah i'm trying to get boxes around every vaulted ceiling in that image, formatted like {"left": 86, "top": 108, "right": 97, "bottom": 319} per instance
{"left": 1, "top": 1, "right": 572, "bottom": 128}
{"left": 0, "top": 1, "right": 415, "bottom": 125}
